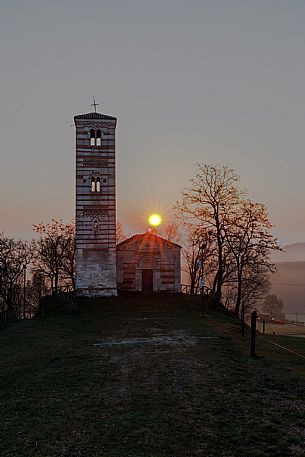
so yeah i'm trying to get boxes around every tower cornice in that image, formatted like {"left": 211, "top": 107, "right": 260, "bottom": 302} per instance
{"left": 74, "top": 112, "right": 117, "bottom": 121}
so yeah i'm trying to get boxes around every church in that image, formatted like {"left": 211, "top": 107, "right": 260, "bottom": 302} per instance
{"left": 74, "top": 109, "right": 181, "bottom": 296}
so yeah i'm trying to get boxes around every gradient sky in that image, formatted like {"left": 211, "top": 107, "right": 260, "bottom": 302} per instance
{"left": 1, "top": 0, "right": 305, "bottom": 244}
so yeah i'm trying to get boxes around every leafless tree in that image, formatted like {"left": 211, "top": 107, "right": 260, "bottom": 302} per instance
{"left": 116, "top": 221, "right": 127, "bottom": 244}
{"left": 24, "top": 271, "right": 47, "bottom": 315}
{"left": 176, "top": 164, "right": 280, "bottom": 316}
{"left": 223, "top": 260, "right": 272, "bottom": 334}
{"left": 162, "top": 222, "right": 181, "bottom": 243}
{"left": 261, "top": 294, "right": 285, "bottom": 320}
{"left": 240, "top": 263, "right": 272, "bottom": 315}
{"left": 181, "top": 223, "right": 215, "bottom": 294}
{"left": 33, "top": 220, "right": 75, "bottom": 294}
{"left": 0, "top": 234, "right": 32, "bottom": 320}
{"left": 181, "top": 224, "right": 202, "bottom": 294}
{"left": 176, "top": 164, "right": 244, "bottom": 305}
{"left": 223, "top": 200, "right": 280, "bottom": 316}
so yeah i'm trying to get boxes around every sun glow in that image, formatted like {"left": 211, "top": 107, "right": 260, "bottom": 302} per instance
{"left": 149, "top": 213, "right": 162, "bottom": 227}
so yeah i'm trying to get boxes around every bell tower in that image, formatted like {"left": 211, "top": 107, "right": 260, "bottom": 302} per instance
{"left": 74, "top": 110, "right": 117, "bottom": 296}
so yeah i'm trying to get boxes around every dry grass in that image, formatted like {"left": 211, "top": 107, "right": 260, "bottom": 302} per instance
{"left": 256, "top": 321, "right": 305, "bottom": 337}
{"left": 1, "top": 294, "right": 305, "bottom": 456}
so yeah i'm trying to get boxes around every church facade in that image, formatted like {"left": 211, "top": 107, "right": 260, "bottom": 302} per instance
{"left": 74, "top": 110, "right": 181, "bottom": 296}
{"left": 74, "top": 111, "right": 117, "bottom": 296}
{"left": 117, "top": 233, "right": 181, "bottom": 293}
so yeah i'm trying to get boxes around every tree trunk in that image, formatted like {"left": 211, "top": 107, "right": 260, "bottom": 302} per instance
{"left": 213, "top": 233, "right": 223, "bottom": 306}
{"left": 234, "top": 273, "right": 242, "bottom": 316}
{"left": 189, "top": 268, "right": 196, "bottom": 295}
{"left": 213, "top": 225, "right": 223, "bottom": 305}
{"left": 241, "top": 302, "right": 245, "bottom": 336}
{"left": 234, "top": 262, "right": 243, "bottom": 317}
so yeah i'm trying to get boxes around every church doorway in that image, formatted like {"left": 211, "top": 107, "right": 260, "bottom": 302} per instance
{"left": 142, "top": 269, "right": 153, "bottom": 293}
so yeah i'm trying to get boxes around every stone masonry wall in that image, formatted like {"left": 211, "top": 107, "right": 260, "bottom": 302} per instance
{"left": 117, "top": 234, "right": 181, "bottom": 293}
{"left": 74, "top": 114, "right": 117, "bottom": 296}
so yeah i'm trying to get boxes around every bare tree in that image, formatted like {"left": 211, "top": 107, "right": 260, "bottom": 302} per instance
{"left": 116, "top": 221, "right": 127, "bottom": 244}
{"left": 223, "top": 260, "right": 272, "bottom": 334}
{"left": 181, "top": 222, "right": 215, "bottom": 294}
{"left": 176, "top": 164, "right": 244, "bottom": 305}
{"left": 25, "top": 271, "right": 46, "bottom": 315}
{"left": 0, "top": 234, "right": 32, "bottom": 320}
{"left": 261, "top": 294, "right": 285, "bottom": 320}
{"left": 162, "top": 222, "right": 181, "bottom": 243}
{"left": 240, "top": 263, "right": 272, "bottom": 315}
{"left": 33, "top": 220, "right": 75, "bottom": 294}
{"left": 60, "top": 223, "right": 76, "bottom": 291}
{"left": 181, "top": 224, "right": 202, "bottom": 294}
{"left": 177, "top": 164, "right": 280, "bottom": 320}
{"left": 223, "top": 200, "right": 280, "bottom": 316}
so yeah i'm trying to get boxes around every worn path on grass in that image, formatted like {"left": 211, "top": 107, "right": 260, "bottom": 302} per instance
{"left": 1, "top": 295, "right": 305, "bottom": 457}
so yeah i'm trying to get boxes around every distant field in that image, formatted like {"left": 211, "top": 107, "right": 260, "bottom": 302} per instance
{"left": 1, "top": 295, "right": 305, "bottom": 457}
{"left": 257, "top": 321, "right": 305, "bottom": 337}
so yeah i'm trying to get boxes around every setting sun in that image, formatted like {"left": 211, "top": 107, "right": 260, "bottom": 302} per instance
{"left": 148, "top": 213, "right": 162, "bottom": 227}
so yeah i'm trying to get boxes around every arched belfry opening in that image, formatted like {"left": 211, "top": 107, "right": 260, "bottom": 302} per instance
{"left": 96, "top": 129, "right": 102, "bottom": 147}
{"left": 90, "top": 129, "right": 95, "bottom": 146}
{"left": 96, "top": 176, "right": 101, "bottom": 192}
{"left": 74, "top": 110, "right": 117, "bottom": 296}
{"left": 91, "top": 176, "right": 96, "bottom": 192}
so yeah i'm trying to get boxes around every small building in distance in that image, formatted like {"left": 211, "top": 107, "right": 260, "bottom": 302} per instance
{"left": 116, "top": 233, "right": 181, "bottom": 293}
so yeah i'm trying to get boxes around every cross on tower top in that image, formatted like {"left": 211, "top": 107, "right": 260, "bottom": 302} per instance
{"left": 90, "top": 95, "right": 99, "bottom": 113}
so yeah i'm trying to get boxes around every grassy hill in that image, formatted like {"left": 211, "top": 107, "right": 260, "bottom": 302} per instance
{"left": 1, "top": 294, "right": 305, "bottom": 457}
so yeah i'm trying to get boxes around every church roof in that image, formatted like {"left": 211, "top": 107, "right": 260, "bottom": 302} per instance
{"left": 117, "top": 232, "right": 182, "bottom": 249}
{"left": 74, "top": 112, "right": 117, "bottom": 121}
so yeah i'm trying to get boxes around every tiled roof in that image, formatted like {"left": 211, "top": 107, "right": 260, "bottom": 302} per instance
{"left": 74, "top": 112, "right": 117, "bottom": 121}
{"left": 117, "top": 232, "right": 182, "bottom": 249}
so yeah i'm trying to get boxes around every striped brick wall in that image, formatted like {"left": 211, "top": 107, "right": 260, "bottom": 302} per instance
{"left": 116, "top": 234, "right": 181, "bottom": 293}
{"left": 74, "top": 113, "right": 117, "bottom": 296}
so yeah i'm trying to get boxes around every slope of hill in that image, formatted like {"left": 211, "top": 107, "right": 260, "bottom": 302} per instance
{"left": 272, "top": 242, "right": 305, "bottom": 262}
{"left": 1, "top": 295, "right": 305, "bottom": 456}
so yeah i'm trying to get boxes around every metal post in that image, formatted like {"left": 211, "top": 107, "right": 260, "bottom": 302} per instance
{"left": 263, "top": 320, "right": 265, "bottom": 335}
{"left": 251, "top": 310, "right": 257, "bottom": 357}
{"left": 23, "top": 264, "right": 26, "bottom": 319}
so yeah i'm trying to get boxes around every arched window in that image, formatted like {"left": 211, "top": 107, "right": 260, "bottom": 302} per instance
{"left": 96, "top": 129, "right": 101, "bottom": 147}
{"left": 90, "top": 129, "right": 95, "bottom": 146}
{"left": 96, "top": 177, "right": 101, "bottom": 192}
{"left": 91, "top": 176, "right": 96, "bottom": 192}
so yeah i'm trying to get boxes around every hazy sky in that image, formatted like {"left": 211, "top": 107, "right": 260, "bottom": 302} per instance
{"left": 1, "top": 0, "right": 305, "bottom": 244}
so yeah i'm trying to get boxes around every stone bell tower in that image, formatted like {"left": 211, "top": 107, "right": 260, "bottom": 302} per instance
{"left": 74, "top": 110, "right": 117, "bottom": 296}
